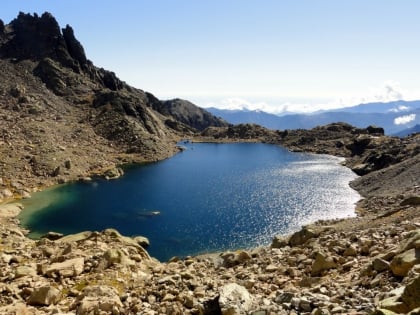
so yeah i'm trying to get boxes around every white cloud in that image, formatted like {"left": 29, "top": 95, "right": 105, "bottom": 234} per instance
{"left": 388, "top": 105, "right": 411, "bottom": 113}
{"left": 205, "top": 97, "right": 290, "bottom": 114}
{"left": 201, "top": 81, "right": 420, "bottom": 115}
{"left": 394, "top": 114, "right": 416, "bottom": 125}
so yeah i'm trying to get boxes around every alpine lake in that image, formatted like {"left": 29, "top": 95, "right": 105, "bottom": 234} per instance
{"left": 19, "top": 142, "right": 360, "bottom": 261}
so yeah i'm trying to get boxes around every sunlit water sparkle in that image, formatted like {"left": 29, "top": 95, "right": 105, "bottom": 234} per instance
{"left": 19, "top": 143, "right": 360, "bottom": 261}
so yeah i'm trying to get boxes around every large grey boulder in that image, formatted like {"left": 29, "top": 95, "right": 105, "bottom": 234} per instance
{"left": 45, "top": 257, "right": 84, "bottom": 278}
{"left": 27, "top": 286, "right": 61, "bottom": 306}
{"left": 390, "top": 248, "right": 420, "bottom": 277}
{"left": 311, "top": 251, "right": 337, "bottom": 276}
{"left": 218, "top": 283, "right": 253, "bottom": 315}
{"left": 289, "top": 226, "right": 319, "bottom": 246}
{"left": 76, "top": 285, "right": 122, "bottom": 315}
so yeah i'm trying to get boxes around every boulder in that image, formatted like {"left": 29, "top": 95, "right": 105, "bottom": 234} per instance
{"left": 42, "top": 231, "right": 64, "bottom": 240}
{"left": 104, "top": 166, "right": 124, "bottom": 179}
{"left": 343, "top": 244, "right": 358, "bottom": 256}
{"left": 400, "top": 196, "right": 420, "bottom": 206}
{"left": 367, "top": 125, "right": 385, "bottom": 135}
{"left": 218, "top": 283, "right": 253, "bottom": 315}
{"left": 271, "top": 235, "right": 289, "bottom": 248}
{"left": 76, "top": 285, "right": 122, "bottom": 315}
{"left": 57, "top": 231, "right": 93, "bottom": 243}
{"left": 0, "top": 203, "right": 23, "bottom": 219}
{"left": 372, "top": 257, "right": 390, "bottom": 272}
{"left": 390, "top": 248, "right": 420, "bottom": 276}
{"left": 401, "top": 275, "right": 420, "bottom": 310}
{"left": 311, "top": 252, "right": 337, "bottom": 276}
{"left": 289, "top": 226, "right": 319, "bottom": 246}
{"left": 27, "top": 286, "right": 61, "bottom": 306}
{"left": 45, "top": 257, "right": 84, "bottom": 278}
{"left": 100, "top": 248, "right": 133, "bottom": 269}
{"left": 379, "top": 295, "right": 409, "bottom": 314}
{"left": 14, "top": 265, "right": 37, "bottom": 278}
{"left": 399, "top": 229, "right": 420, "bottom": 253}
{"left": 221, "top": 250, "right": 252, "bottom": 267}
{"left": 133, "top": 235, "right": 150, "bottom": 247}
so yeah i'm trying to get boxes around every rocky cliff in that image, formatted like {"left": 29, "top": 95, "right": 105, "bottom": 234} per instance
{"left": 0, "top": 12, "right": 227, "bottom": 199}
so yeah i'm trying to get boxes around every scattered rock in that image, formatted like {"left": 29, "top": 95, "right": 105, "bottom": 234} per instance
{"left": 218, "top": 283, "right": 253, "bottom": 315}
{"left": 27, "top": 286, "right": 61, "bottom": 306}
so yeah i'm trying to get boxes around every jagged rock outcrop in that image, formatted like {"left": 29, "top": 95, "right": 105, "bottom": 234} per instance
{"left": 152, "top": 98, "right": 229, "bottom": 131}
{"left": 0, "top": 12, "right": 226, "bottom": 197}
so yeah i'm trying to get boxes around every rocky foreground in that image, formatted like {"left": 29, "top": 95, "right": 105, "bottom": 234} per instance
{"left": 0, "top": 195, "right": 419, "bottom": 315}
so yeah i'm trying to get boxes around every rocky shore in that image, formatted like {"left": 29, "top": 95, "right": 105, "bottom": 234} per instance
{"left": 0, "top": 193, "right": 419, "bottom": 315}
{"left": 1, "top": 126, "right": 419, "bottom": 314}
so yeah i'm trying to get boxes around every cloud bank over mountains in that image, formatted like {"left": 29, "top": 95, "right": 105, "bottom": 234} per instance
{"left": 203, "top": 81, "right": 420, "bottom": 115}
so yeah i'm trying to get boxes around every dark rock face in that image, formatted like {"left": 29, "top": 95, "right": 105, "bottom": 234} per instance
{"left": 62, "top": 25, "right": 87, "bottom": 67}
{"left": 0, "top": 11, "right": 229, "bottom": 189}
{"left": 152, "top": 98, "right": 229, "bottom": 131}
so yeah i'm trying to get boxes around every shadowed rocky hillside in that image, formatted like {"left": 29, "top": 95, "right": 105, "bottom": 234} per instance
{"left": 0, "top": 12, "right": 227, "bottom": 198}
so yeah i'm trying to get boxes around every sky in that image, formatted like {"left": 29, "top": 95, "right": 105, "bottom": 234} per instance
{"left": 2, "top": 1, "right": 420, "bottom": 114}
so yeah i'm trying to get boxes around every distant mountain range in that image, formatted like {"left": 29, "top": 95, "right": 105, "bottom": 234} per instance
{"left": 207, "top": 100, "right": 420, "bottom": 135}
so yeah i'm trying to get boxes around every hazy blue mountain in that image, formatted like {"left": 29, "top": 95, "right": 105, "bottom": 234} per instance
{"left": 206, "top": 108, "right": 282, "bottom": 130}
{"left": 335, "top": 100, "right": 420, "bottom": 114}
{"left": 393, "top": 124, "right": 420, "bottom": 137}
{"left": 206, "top": 101, "right": 420, "bottom": 135}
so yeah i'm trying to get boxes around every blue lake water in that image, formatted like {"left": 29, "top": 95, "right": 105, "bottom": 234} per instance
{"left": 19, "top": 143, "right": 360, "bottom": 261}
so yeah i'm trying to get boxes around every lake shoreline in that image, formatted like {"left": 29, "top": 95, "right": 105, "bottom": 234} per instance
{"left": 15, "top": 142, "right": 360, "bottom": 262}
{"left": 1, "top": 127, "right": 419, "bottom": 314}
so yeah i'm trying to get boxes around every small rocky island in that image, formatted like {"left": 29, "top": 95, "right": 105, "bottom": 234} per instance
{"left": 0, "top": 12, "right": 419, "bottom": 315}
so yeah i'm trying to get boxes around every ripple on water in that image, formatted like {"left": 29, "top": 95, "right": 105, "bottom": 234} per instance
{"left": 20, "top": 143, "right": 360, "bottom": 261}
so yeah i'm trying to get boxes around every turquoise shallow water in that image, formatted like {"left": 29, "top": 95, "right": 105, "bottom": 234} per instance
{"left": 19, "top": 143, "right": 360, "bottom": 261}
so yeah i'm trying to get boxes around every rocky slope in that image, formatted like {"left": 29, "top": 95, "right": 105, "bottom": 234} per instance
{"left": 0, "top": 11, "right": 419, "bottom": 315}
{"left": 0, "top": 12, "right": 227, "bottom": 201}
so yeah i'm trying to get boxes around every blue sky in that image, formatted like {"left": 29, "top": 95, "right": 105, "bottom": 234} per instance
{"left": 2, "top": 1, "right": 420, "bottom": 113}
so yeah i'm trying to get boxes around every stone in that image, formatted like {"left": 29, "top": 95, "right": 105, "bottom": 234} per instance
{"left": 372, "top": 257, "right": 390, "bottom": 272}
{"left": 378, "top": 295, "right": 409, "bottom": 314}
{"left": 399, "top": 229, "right": 420, "bottom": 252}
{"left": 77, "top": 285, "right": 123, "bottom": 314}
{"left": 343, "top": 244, "right": 357, "bottom": 256}
{"left": 42, "top": 231, "right": 64, "bottom": 240}
{"left": 104, "top": 167, "right": 123, "bottom": 179}
{"left": 271, "top": 235, "right": 289, "bottom": 248}
{"left": 45, "top": 257, "right": 84, "bottom": 278}
{"left": 400, "top": 196, "right": 420, "bottom": 206}
{"left": 289, "top": 226, "right": 319, "bottom": 246}
{"left": 133, "top": 235, "right": 150, "bottom": 247}
{"left": 14, "top": 265, "right": 37, "bottom": 278}
{"left": 390, "top": 248, "right": 420, "bottom": 276}
{"left": 218, "top": 283, "right": 253, "bottom": 315}
{"left": 311, "top": 252, "right": 337, "bottom": 276}
{"left": 57, "top": 231, "right": 93, "bottom": 243}
{"left": 100, "top": 248, "right": 134, "bottom": 269}
{"left": 0, "top": 203, "right": 23, "bottom": 218}
{"left": 27, "top": 286, "right": 61, "bottom": 306}
{"left": 401, "top": 275, "right": 420, "bottom": 310}
{"left": 265, "top": 264, "right": 278, "bottom": 272}
{"left": 221, "top": 250, "right": 252, "bottom": 267}
{"left": 275, "top": 292, "right": 294, "bottom": 304}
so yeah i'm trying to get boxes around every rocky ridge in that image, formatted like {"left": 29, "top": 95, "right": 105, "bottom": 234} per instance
{"left": 0, "top": 12, "right": 227, "bottom": 202}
